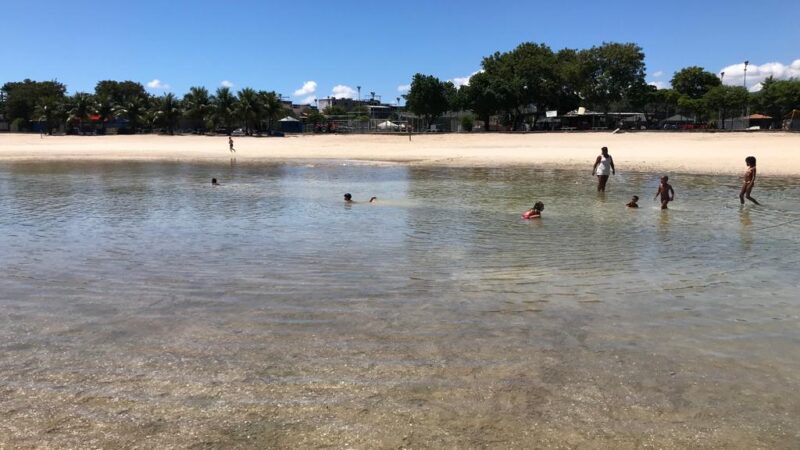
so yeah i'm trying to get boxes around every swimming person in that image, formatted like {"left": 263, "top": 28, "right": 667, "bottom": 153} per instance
{"left": 592, "top": 146, "right": 615, "bottom": 192}
{"left": 211, "top": 178, "right": 220, "bottom": 186}
{"left": 369, "top": 197, "right": 377, "bottom": 203}
{"left": 626, "top": 195, "right": 639, "bottom": 208}
{"left": 654, "top": 176, "right": 675, "bottom": 209}
{"left": 344, "top": 193, "right": 353, "bottom": 203}
{"left": 229, "top": 136, "right": 235, "bottom": 153}
{"left": 740, "top": 156, "right": 761, "bottom": 205}
{"left": 522, "top": 201, "right": 544, "bottom": 219}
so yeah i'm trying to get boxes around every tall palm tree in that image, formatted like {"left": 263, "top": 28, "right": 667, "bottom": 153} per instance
{"left": 113, "top": 94, "right": 149, "bottom": 133}
{"left": 257, "top": 90, "right": 285, "bottom": 131}
{"left": 68, "top": 92, "right": 95, "bottom": 134}
{"left": 154, "top": 93, "right": 182, "bottom": 135}
{"left": 182, "top": 86, "right": 211, "bottom": 132}
{"left": 95, "top": 94, "right": 115, "bottom": 134}
{"left": 236, "top": 88, "right": 258, "bottom": 135}
{"left": 211, "top": 86, "right": 236, "bottom": 132}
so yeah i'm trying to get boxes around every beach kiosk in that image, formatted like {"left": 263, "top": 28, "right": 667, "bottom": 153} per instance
{"left": 278, "top": 116, "right": 303, "bottom": 133}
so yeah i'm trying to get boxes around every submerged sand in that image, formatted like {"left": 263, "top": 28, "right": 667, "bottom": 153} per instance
{"left": 1, "top": 131, "right": 799, "bottom": 175}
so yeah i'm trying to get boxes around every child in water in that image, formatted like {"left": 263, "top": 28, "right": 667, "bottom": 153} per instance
{"left": 626, "top": 195, "right": 639, "bottom": 208}
{"left": 211, "top": 178, "right": 220, "bottom": 186}
{"left": 740, "top": 156, "right": 761, "bottom": 205}
{"left": 654, "top": 176, "right": 675, "bottom": 209}
{"left": 522, "top": 201, "right": 544, "bottom": 219}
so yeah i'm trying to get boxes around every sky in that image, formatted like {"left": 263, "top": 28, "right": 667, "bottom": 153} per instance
{"left": 1, "top": 0, "right": 798, "bottom": 104}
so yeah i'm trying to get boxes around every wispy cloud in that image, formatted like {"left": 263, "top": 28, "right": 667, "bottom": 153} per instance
{"left": 146, "top": 79, "right": 170, "bottom": 90}
{"left": 397, "top": 84, "right": 410, "bottom": 93}
{"left": 294, "top": 81, "right": 317, "bottom": 96}
{"left": 220, "top": 80, "right": 234, "bottom": 88}
{"left": 719, "top": 59, "right": 800, "bottom": 92}
{"left": 331, "top": 85, "right": 357, "bottom": 99}
{"left": 652, "top": 70, "right": 664, "bottom": 78}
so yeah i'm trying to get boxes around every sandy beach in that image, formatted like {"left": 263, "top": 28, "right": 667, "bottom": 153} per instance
{"left": 2, "top": 131, "right": 799, "bottom": 175}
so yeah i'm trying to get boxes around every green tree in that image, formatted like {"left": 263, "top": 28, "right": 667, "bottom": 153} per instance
{"left": 256, "top": 90, "right": 285, "bottom": 131}
{"left": 153, "top": 93, "right": 182, "bottom": 134}
{"left": 67, "top": 92, "right": 95, "bottom": 133}
{"left": 462, "top": 71, "right": 500, "bottom": 131}
{"left": 95, "top": 80, "right": 146, "bottom": 105}
{"left": 236, "top": 88, "right": 258, "bottom": 134}
{"left": 578, "top": 42, "right": 647, "bottom": 117}
{"left": 95, "top": 94, "right": 115, "bottom": 133}
{"left": 182, "top": 86, "right": 212, "bottom": 131}
{"left": 671, "top": 67, "right": 722, "bottom": 99}
{"left": 405, "top": 73, "right": 452, "bottom": 128}
{"left": 211, "top": 86, "right": 236, "bottom": 132}
{"left": 114, "top": 94, "right": 150, "bottom": 133}
{"left": 1, "top": 79, "right": 67, "bottom": 130}
{"left": 704, "top": 85, "right": 748, "bottom": 128}
{"left": 754, "top": 77, "right": 800, "bottom": 127}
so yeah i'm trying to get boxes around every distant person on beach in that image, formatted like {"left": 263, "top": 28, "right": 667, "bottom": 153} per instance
{"left": 592, "top": 146, "right": 615, "bottom": 192}
{"left": 626, "top": 195, "right": 639, "bottom": 208}
{"left": 522, "top": 201, "right": 544, "bottom": 219}
{"left": 654, "top": 176, "right": 674, "bottom": 209}
{"left": 740, "top": 156, "right": 761, "bottom": 205}
{"left": 212, "top": 178, "right": 220, "bottom": 186}
{"left": 228, "top": 136, "right": 235, "bottom": 153}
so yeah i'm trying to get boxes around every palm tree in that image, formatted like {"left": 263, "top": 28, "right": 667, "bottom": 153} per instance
{"left": 95, "top": 94, "right": 115, "bottom": 134}
{"left": 236, "top": 88, "right": 258, "bottom": 135}
{"left": 211, "top": 86, "right": 236, "bottom": 133}
{"left": 257, "top": 90, "right": 285, "bottom": 131}
{"left": 154, "top": 93, "right": 182, "bottom": 135}
{"left": 114, "top": 94, "right": 149, "bottom": 133}
{"left": 68, "top": 92, "right": 95, "bottom": 134}
{"left": 182, "top": 86, "right": 211, "bottom": 132}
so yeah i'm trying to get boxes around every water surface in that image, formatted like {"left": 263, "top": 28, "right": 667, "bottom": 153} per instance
{"left": 1, "top": 161, "right": 799, "bottom": 448}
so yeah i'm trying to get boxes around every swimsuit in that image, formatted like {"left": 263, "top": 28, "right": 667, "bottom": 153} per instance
{"left": 595, "top": 155, "right": 612, "bottom": 176}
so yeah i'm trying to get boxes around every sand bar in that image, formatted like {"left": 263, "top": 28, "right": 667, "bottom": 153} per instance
{"left": 2, "top": 131, "right": 799, "bottom": 175}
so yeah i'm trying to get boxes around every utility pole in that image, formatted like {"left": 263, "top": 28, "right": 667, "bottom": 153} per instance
{"left": 743, "top": 61, "right": 750, "bottom": 129}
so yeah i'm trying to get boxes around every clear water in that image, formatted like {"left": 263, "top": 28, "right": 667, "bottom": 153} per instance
{"left": 1, "top": 161, "right": 799, "bottom": 447}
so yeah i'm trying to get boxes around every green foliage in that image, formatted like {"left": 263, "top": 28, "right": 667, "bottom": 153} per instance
{"left": 183, "top": 86, "right": 212, "bottom": 131}
{"left": 153, "top": 93, "right": 182, "bottom": 134}
{"left": 753, "top": 77, "right": 800, "bottom": 126}
{"left": 671, "top": 67, "right": 721, "bottom": 99}
{"left": 211, "top": 87, "right": 236, "bottom": 131}
{"left": 460, "top": 115, "right": 474, "bottom": 132}
{"left": 405, "top": 73, "right": 452, "bottom": 127}
{"left": 1, "top": 79, "right": 67, "bottom": 130}
{"left": 95, "top": 80, "right": 146, "bottom": 105}
{"left": 578, "top": 42, "right": 647, "bottom": 112}
{"left": 703, "top": 85, "right": 748, "bottom": 126}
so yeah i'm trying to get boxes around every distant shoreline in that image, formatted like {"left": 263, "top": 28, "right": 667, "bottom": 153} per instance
{"left": 2, "top": 132, "right": 799, "bottom": 176}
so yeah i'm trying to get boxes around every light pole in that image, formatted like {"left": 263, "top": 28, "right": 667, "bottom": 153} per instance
{"left": 357, "top": 86, "right": 361, "bottom": 102}
{"left": 719, "top": 72, "right": 725, "bottom": 129}
{"left": 743, "top": 61, "right": 750, "bottom": 128}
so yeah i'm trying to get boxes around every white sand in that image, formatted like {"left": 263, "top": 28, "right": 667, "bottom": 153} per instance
{"left": 1, "top": 132, "right": 799, "bottom": 175}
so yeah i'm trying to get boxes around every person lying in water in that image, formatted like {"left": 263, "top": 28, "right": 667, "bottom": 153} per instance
{"left": 212, "top": 178, "right": 220, "bottom": 186}
{"left": 344, "top": 193, "right": 377, "bottom": 203}
{"left": 626, "top": 195, "right": 639, "bottom": 208}
{"left": 522, "top": 201, "right": 544, "bottom": 219}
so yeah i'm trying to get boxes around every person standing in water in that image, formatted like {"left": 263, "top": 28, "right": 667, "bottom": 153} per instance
{"left": 654, "top": 176, "right": 675, "bottom": 209}
{"left": 592, "top": 146, "right": 615, "bottom": 192}
{"left": 740, "top": 156, "right": 761, "bottom": 205}
{"left": 228, "top": 136, "right": 235, "bottom": 153}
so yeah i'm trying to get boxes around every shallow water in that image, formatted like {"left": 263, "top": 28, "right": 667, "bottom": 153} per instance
{"left": 1, "top": 161, "right": 799, "bottom": 448}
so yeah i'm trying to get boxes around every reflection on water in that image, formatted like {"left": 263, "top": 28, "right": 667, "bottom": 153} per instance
{"left": 1, "top": 161, "right": 800, "bottom": 447}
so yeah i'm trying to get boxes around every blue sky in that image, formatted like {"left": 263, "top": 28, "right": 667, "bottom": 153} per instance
{"left": 2, "top": 0, "right": 798, "bottom": 103}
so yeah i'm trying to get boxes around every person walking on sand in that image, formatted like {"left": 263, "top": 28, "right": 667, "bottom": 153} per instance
{"left": 592, "top": 146, "right": 615, "bottom": 192}
{"left": 740, "top": 156, "right": 761, "bottom": 205}
{"left": 228, "top": 136, "right": 236, "bottom": 153}
{"left": 654, "top": 176, "right": 675, "bottom": 209}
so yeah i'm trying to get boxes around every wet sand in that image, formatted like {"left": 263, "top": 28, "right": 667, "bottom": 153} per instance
{"left": 1, "top": 131, "right": 800, "bottom": 175}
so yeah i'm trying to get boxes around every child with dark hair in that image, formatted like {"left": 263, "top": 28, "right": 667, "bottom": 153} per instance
{"left": 740, "top": 156, "right": 761, "bottom": 205}
{"left": 626, "top": 195, "right": 639, "bottom": 208}
{"left": 522, "top": 201, "right": 544, "bottom": 219}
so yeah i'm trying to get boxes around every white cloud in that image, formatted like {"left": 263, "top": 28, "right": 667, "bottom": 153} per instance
{"left": 653, "top": 70, "right": 664, "bottom": 78}
{"left": 146, "top": 79, "right": 170, "bottom": 90}
{"left": 221, "top": 80, "right": 234, "bottom": 88}
{"left": 450, "top": 70, "right": 481, "bottom": 87}
{"left": 294, "top": 80, "right": 317, "bottom": 96}
{"left": 397, "top": 84, "right": 410, "bottom": 93}
{"left": 648, "top": 80, "right": 668, "bottom": 90}
{"left": 719, "top": 59, "right": 800, "bottom": 92}
{"left": 331, "top": 84, "right": 357, "bottom": 99}
{"left": 299, "top": 95, "right": 317, "bottom": 105}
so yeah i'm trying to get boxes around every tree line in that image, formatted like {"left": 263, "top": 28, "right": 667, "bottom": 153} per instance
{"left": 404, "top": 42, "right": 800, "bottom": 130}
{"left": 0, "top": 80, "right": 290, "bottom": 134}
